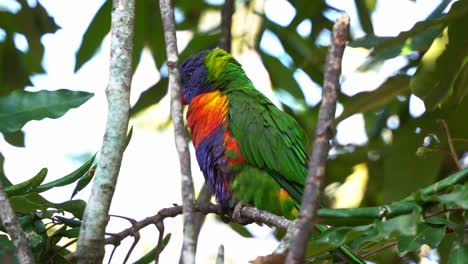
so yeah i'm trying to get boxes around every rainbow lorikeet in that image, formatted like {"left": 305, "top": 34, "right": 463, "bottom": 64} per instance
{"left": 180, "top": 48, "right": 306, "bottom": 217}
{"left": 180, "top": 48, "right": 363, "bottom": 263}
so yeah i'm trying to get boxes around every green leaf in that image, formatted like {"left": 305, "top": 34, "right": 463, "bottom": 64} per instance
{"left": 350, "top": 0, "right": 457, "bottom": 68}
{"left": 75, "top": 0, "right": 111, "bottom": 72}
{"left": 130, "top": 78, "right": 168, "bottom": 116}
{"left": 34, "top": 154, "right": 96, "bottom": 193}
{"left": 350, "top": 211, "right": 419, "bottom": 251}
{"left": 260, "top": 52, "right": 305, "bottom": 101}
{"left": 179, "top": 32, "right": 220, "bottom": 62}
{"left": 57, "top": 227, "right": 80, "bottom": 239}
{"left": 0, "top": 33, "right": 31, "bottom": 95}
{"left": 5, "top": 168, "right": 48, "bottom": 196}
{"left": 3, "top": 130, "right": 25, "bottom": 148}
{"left": 336, "top": 75, "right": 410, "bottom": 124}
{"left": 0, "top": 153, "right": 12, "bottom": 187}
{"left": 450, "top": 61, "right": 468, "bottom": 105}
{"left": 396, "top": 223, "right": 445, "bottom": 254}
{"left": 448, "top": 244, "right": 468, "bottom": 264}
{"left": 410, "top": 1, "right": 468, "bottom": 110}
{"left": 0, "top": 89, "right": 94, "bottom": 133}
{"left": 9, "top": 192, "right": 85, "bottom": 219}
{"left": 54, "top": 199, "right": 86, "bottom": 219}
{"left": 71, "top": 165, "right": 96, "bottom": 199}
{"left": 54, "top": 216, "right": 82, "bottom": 228}
{"left": 264, "top": 20, "right": 326, "bottom": 84}
{"left": 383, "top": 124, "right": 443, "bottom": 202}
{"left": 228, "top": 222, "right": 253, "bottom": 238}
{"left": 141, "top": 0, "right": 166, "bottom": 68}
{"left": 420, "top": 184, "right": 468, "bottom": 209}
{"left": 307, "top": 225, "right": 371, "bottom": 257}
{"left": 354, "top": 0, "right": 374, "bottom": 35}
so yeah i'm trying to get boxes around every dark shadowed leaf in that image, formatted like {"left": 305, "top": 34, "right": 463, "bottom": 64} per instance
{"left": 131, "top": 78, "right": 168, "bottom": 116}
{"left": 3, "top": 130, "right": 25, "bottom": 147}
{"left": 448, "top": 244, "right": 468, "bottom": 264}
{"left": 336, "top": 75, "right": 410, "bottom": 124}
{"left": 0, "top": 153, "right": 12, "bottom": 187}
{"left": 74, "top": 0, "right": 111, "bottom": 72}
{"left": 449, "top": 62, "right": 468, "bottom": 106}
{"left": 397, "top": 223, "right": 445, "bottom": 254}
{"left": 420, "top": 184, "right": 468, "bottom": 209}
{"left": 0, "top": 89, "right": 94, "bottom": 133}
{"left": 179, "top": 32, "right": 220, "bottom": 62}
{"left": 5, "top": 168, "right": 47, "bottom": 196}
{"left": 34, "top": 154, "right": 96, "bottom": 193}
{"left": 350, "top": 0, "right": 457, "bottom": 68}
{"left": 383, "top": 124, "right": 443, "bottom": 202}
{"left": 142, "top": 0, "right": 166, "bottom": 68}
{"left": 0, "top": 34, "right": 31, "bottom": 95}
{"left": 55, "top": 216, "right": 82, "bottom": 228}
{"left": 261, "top": 52, "right": 305, "bottom": 100}
{"left": 354, "top": 0, "right": 374, "bottom": 34}
{"left": 411, "top": 3, "right": 468, "bottom": 110}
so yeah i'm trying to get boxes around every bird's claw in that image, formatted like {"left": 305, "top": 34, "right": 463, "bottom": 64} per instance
{"left": 232, "top": 202, "right": 254, "bottom": 225}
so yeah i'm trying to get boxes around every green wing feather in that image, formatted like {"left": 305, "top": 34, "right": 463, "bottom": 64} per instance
{"left": 226, "top": 86, "right": 308, "bottom": 206}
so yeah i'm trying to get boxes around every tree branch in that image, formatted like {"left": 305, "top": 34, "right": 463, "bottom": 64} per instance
{"left": 0, "top": 182, "right": 35, "bottom": 264}
{"left": 219, "top": 0, "right": 235, "bottom": 52}
{"left": 286, "top": 15, "right": 350, "bottom": 263}
{"left": 76, "top": 0, "right": 134, "bottom": 262}
{"left": 159, "top": 1, "right": 197, "bottom": 263}
{"left": 100, "top": 167, "right": 467, "bottom": 259}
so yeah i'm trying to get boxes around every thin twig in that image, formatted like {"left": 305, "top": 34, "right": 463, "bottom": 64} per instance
{"left": 159, "top": 1, "right": 197, "bottom": 263}
{"left": 285, "top": 15, "right": 350, "bottom": 263}
{"left": 0, "top": 182, "right": 35, "bottom": 264}
{"left": 360, "top": 242, "right": 397, "bottom": 258}
{"left": 76, "top": 0, "right": 134, "bottom": 262}
{"left": 438, "top": 119, "right": 463, "bottom": 170}
{"left": 104, "top": 203, "right": 293, "bottom": 247}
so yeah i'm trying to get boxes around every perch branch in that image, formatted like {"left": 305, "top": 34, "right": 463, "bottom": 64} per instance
{"left": 159, "top": 0, "right": 197, "bottom": 263}
{"left": 286, "top": 15, "right": 350, "bottom": 263}
{"left": 76, "top": 0, "right": 134, "bottom": 262}
{"left": 0, "top": 182, "right": 35, "bottom": 264}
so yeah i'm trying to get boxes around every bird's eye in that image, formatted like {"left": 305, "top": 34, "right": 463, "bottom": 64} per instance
{"left": 183, "top": 72, "right": 192, "bottom": 82}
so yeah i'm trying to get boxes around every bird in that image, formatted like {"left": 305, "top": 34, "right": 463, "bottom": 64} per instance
{"left": 180, "top": 48, "right": 307, "bottom": 219}
{"left": 179, "top": 48, "right": 364, "bottom": 264}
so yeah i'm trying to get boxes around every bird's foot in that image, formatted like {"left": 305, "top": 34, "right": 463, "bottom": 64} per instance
{"left": 231, "top": 202, "right": 254, "bottom": 225}
{"left": 218, "top": 206, "right": 231, "bottom": 223}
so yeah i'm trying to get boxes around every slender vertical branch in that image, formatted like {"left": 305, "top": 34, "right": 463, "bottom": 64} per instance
{"left": 285, "top": 15, "right": 350, "bottom": 263}
{"left": 438, "top": 119, "right": 463, "bottom": 170}
{"left": 159, "top": 0, "right": 196, "bottom": 263}
{"left": 76, "top": 0, "right": 134, "bottom": 262}
{"left": 0, "top": 182, "right": 34, "bottom": 264}
{"left": 219, "top": 0, "right": 235, "bottom": 52}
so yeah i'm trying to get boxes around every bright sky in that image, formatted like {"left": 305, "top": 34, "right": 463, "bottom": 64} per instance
{"left": 0, "top": 0, "right": 444, "bottom": 263}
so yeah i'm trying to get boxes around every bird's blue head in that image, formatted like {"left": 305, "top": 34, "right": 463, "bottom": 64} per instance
{"left": 179, "top": 50, "right": 212, "bottom": 104}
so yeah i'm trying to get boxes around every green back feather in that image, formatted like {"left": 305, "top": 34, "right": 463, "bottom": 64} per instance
{"left": 206, "top": 48, "right": 309, "bottom": 208}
